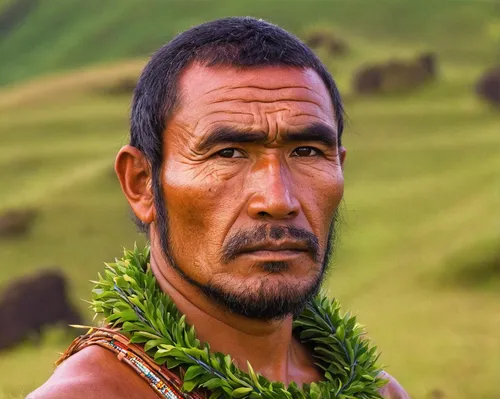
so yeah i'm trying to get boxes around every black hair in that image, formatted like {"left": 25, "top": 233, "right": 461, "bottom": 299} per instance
{"left": 129, "top": 16, "right": 344, "bottom": 239}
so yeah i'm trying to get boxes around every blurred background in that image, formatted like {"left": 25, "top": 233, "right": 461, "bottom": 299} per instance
{"left": 0, "top": 0, "right": 499, "bottom": 398}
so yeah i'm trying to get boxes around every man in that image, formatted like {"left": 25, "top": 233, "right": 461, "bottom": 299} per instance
{"left": 29, "top": 17, "right": 409, "bottom": 398}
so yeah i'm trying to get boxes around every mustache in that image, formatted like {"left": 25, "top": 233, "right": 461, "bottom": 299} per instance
{"left": 221, "top": 224, "right": 320, "bottom": 263}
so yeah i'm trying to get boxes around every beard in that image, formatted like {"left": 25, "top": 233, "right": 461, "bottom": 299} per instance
{"left": 153, "top": 189, "right": 339, "bottom": 321}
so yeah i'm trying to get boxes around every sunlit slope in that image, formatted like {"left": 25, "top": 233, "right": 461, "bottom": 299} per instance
{"left": 0, "top": 0, "right": 499, "bottom": 85}
{"left": 0, "top": 44, "right": 499, "bottom": 398}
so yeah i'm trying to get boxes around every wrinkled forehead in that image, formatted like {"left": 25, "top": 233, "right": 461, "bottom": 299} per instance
{"left": 171, "top": 63, "right": 336, "bottom": 136}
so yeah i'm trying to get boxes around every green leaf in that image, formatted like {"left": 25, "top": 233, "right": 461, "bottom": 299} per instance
{"left": 246, "top": 361, "right": 262, "bottom": 389}
{"left": 129, "top": 334, "right": 149, "bottom": 344}
{"left": 144, "top": 339, "right": 167, "bottom": 352}
{"left": 202, "top": 378, "right": 224, "bottom": 390}
{"left": 166, "top": 358, "right": 184, "bottom": 369}
{"left": 182, "top": 379, "right": 199, "bottom": 392}
{"left": 232, "top": 387, "right": 253, "bottom": 398}
{"left": 133, "top": 331, "right": 162, "bottom": 340}
{"left": 336, "top": 324, "right": 345, "bottom": 342}
{"left": 184, "top": 365, "right": 206, "bottom": 381}
{"left": 209, "top": 391, "right": 223, "bottom": 399}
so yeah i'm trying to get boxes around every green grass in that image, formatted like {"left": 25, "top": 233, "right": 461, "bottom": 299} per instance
{"left": 0, "top": 0, "right": 499, "bottom": 398}
{"left": 1, "top": 0, "right": 499, "bottom": 85}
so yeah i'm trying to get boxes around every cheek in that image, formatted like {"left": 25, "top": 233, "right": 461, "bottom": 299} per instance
{"left": 300, "top": 162, "right": 344, "bottom": 199}
{"left": 322, "top": 173, "right": 344, "bottom": 225}
{"left": 301, "top": 167, "right": 344, "bottom": 236}
{"left": 328, "top": 172, "right": 344, "bottom": 209}
{"left": 160, "top": 162, "right": 240, "bottom": 260}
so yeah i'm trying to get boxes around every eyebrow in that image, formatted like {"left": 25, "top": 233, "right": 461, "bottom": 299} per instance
{"left": 197, "top": 127, "right": 267, "bottom": 151}
{"left": 197, "top": 122, "right": 338, "bottom": 152}
{"left": 284, "top": 123, "right": 338, "bottom": 148}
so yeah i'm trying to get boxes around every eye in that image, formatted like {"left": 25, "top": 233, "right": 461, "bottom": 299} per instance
{"left": 216, "top": 148, "right": 245, "bottom": 158}
{"left": 291, "top": 146, "right": 320, "bottom": 157}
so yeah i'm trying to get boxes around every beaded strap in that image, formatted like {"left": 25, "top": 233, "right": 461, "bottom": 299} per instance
{"left": 58, "top": 327, "right": 205, "bottom": 399}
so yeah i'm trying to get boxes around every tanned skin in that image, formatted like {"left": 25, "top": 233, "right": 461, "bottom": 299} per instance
{"left": 28, "top": 65, "right": 409, "bottom": 398}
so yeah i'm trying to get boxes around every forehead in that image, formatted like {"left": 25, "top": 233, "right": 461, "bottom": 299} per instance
{"left": 172, "top": 63, "right": 336, "bottom": 135}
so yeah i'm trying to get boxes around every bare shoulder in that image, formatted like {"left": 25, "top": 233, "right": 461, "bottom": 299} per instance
{"left": 27, "top": 345, "right": 157, "bottom": 399}
{"left": 378, "top": 371, "right": 411, "bottom": 399}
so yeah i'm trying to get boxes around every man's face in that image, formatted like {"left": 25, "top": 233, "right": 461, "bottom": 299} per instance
{"left": 156, "top": 64, "right": 345, "bottom": 319}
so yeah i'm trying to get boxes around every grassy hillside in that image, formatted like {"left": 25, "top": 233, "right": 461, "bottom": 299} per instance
{"left": 1, "top": 0, "right": 499, "bottom": 85}
{"left": 0, "top": 1, "right": 499, "bottom": 398}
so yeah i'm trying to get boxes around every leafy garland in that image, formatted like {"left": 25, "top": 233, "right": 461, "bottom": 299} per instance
{"left": 91, "top": 245, "right": 387, "bottom": 399}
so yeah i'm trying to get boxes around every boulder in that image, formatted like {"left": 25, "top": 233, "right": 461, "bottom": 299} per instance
{"left": 353, "top": 52, "right": 438, "bottom": 95}
{"left": 476, "top": 66, "right": 500, "bottom": 106}
{"left": 303, "top": 29, "right": 348, "bottom": 55}
{"left": 0, "top": 270, "right": 82, "bottom": 350}
{"left": 0, "top": 208, "right": 37, "bottom": 238}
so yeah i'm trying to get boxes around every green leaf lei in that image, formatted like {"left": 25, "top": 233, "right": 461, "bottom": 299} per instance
{"left": 91, "top": 245, "right": 387, "bottom": 399}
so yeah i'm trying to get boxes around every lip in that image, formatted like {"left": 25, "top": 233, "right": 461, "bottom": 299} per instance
{"left": 239, "top": 243, "right": 308, "bottom": 262}
{"left": 239, "top": 241, "right": 309, "bottom": 253}
{"left": 238, "top": 248, "right": 308, "bottom": 261}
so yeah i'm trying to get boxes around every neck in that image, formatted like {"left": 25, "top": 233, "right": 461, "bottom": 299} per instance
{"left": 149, "top": 243, "right": 321, "bottom": 386}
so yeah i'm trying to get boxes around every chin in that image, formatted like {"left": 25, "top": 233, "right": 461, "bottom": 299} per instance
{"left": 236, "top": 256, "right": 322, "bottom": 281}
{"left": 200, "top": 268, "right": 324, "bottom": 320}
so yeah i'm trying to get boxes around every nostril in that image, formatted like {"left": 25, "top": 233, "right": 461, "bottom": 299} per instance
{"left": 258, "top": 211, "right": 271, "bottom": 218}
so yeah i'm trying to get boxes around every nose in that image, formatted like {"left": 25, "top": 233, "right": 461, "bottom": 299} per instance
{"left": 247, "top": 157, "right": 300, "bottom": 221}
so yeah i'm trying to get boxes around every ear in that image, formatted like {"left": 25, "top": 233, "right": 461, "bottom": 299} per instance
{"left": 115, "top": 145, "right": 155, "bottom": 225}
{"left": 339, "top": 146, "right": 347, "bottom": 170}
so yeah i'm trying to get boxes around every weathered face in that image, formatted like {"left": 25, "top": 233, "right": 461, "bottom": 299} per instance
{"left": 157, "top": 64, "right": 345, "bottom": 318}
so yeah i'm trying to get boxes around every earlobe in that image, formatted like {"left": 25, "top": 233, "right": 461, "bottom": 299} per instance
{"left": 115, "top": 145, "right": 155, "bottom": 225}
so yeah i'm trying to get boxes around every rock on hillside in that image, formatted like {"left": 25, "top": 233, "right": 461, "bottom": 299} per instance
{"left": 476, "top": 66, "right": 500, "bottom": 106}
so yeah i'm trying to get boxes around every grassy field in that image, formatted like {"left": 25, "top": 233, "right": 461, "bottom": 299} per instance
{"left": 1, "top": 0, "right": 499, "bottom": 85}
{"left": 0, "top": 1, "right": 499, "bottom": 398}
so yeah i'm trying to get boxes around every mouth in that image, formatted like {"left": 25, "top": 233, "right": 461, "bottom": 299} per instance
{"left": 239, "top": 249, "right": 307, "bottom": 261}
{"left": 237, "top": 242, "right": 309, "bottom": 261}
